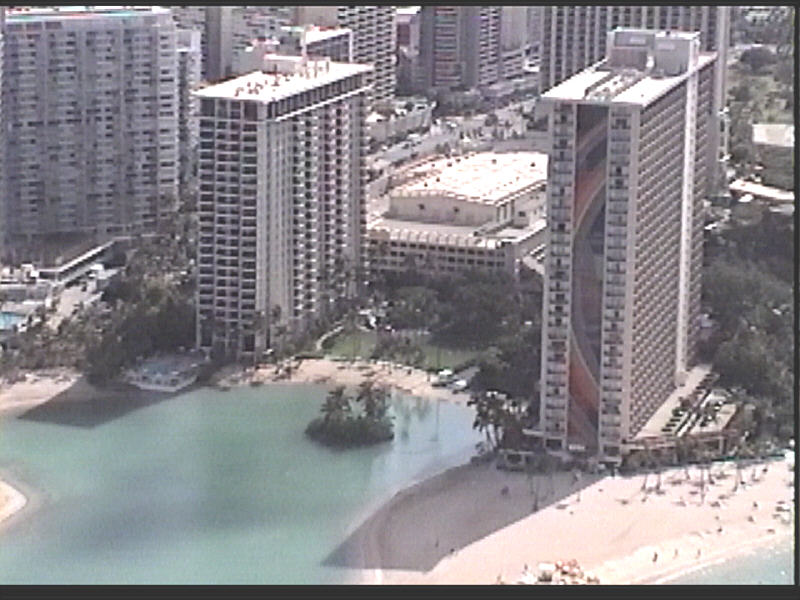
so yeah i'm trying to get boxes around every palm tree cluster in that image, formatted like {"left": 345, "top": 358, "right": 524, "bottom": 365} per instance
{"left": 305, "top": 379, "right": 394, "bottom": 448}
{"left": 83, "top": 232, "right": 196, "bottom": 384}
{"left": 468, "top": 390, "right": 534, "bottom": 453}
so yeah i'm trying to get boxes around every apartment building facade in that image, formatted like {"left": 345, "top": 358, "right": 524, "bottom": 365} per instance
{"left": 194, "top": 56, "right": 371, "bottom": 361}
{"left": 499, "top": 6, "right": 528, "bottom": 81}
{"left": 0, "top": 7, "right": 5, "bottom": 256}
{"left": 177, "top": 28, "right": 201, "bottom": 203}
{"left": 294, "top": 6, "right": 395, "bottom": 103}
{"left": 2, "top": 6, "right": 179, "bottom": 241}
{"left": 537, "top": 30, "right": 716, "bottom": 463}
{"left": 418, "top": 6, "right": 502, "bottom": 92}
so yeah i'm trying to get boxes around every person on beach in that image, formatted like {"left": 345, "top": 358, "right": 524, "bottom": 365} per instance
{"left": 652, "top": 551, "right": 658, "bottom": 563}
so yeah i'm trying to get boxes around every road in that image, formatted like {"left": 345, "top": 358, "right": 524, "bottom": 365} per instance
{"left": 370, "top": 97, "right": 540, "bottom": 168}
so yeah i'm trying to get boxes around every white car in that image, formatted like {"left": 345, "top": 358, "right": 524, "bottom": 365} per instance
{"left": 451, "top": 379, "right": 468, "bottom": 392}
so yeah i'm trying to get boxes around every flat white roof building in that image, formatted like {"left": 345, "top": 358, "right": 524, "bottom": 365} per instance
{"left": 751, "top": 123, "right": 794, "bottom": 148}
{"left": 393, "top": 152, "right": 547, "bottom": 206}
{"left": 368, "top": 151, "right": 548, "bottom": 280}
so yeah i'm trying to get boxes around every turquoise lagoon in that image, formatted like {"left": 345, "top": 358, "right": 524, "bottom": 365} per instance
{"left": 0, "top": 384, "right": 481, "bottom": 584}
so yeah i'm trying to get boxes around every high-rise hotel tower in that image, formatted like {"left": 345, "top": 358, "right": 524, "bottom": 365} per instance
{"left": 538, "top": 29, "right": 716, "bottom": 463}
{"left": 194, "top": 55, "right": 371, "bottom": 361}
{"left": 539, "top": 6, "right": 730, "bottom": 193}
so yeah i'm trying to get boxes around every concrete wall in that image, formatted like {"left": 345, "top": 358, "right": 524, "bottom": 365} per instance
{"left": 387, "top": 193, "right": 498, "bottom": 226}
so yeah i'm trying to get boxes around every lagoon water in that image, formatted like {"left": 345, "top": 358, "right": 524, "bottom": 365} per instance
{"left": 0, "top": 384, "right": 481, "bottom": 584}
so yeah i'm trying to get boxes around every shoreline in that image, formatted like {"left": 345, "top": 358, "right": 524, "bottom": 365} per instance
{"left": 0, "top": 367, "right": 84, "bottom": 417}
{"left": 216, "top": 357, "right": 473, "bottom": 406}
{"left": 639, "top": 530, "right": 793, "bottom": 584}
{"left": 346, "top": 456, "right": 795, "bottom": 585}
{"left": 0, "top": 478, "right": 27, "bottom": 529}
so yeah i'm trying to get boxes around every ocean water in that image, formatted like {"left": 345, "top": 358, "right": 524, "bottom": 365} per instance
{"left": 0, "top": 384, "right": 481, "bottom": 584}
{"left": 669, "top": 540, "right": 795, "bottom": 585}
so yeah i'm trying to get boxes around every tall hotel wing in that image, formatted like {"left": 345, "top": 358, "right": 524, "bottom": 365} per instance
{"left": 538, "top": 30, "right": 716, "bottom": 463}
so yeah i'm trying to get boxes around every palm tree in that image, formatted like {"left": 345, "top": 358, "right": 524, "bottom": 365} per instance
{"left": 252, "top": 309, "right": 267, "bottom": 366}
{"left": 676, "top": 436, "right": 694, "bottom": 482}
{"left": 640, "top": 442, "right": 652, "bottom": 492}
{"left": 269, "top": 304, "right": 284, "bottom": 358}
{"left": 653, "top": 449, "right": 664, "bottom": 493}
{"left": 356, "top": 378, "right": 390, "bottom": 421}
{"left": 467, "top": 389, "right": 505, "bottom": 452}
{"left": 320, "top": 385, "right": 350, "bottom": 424}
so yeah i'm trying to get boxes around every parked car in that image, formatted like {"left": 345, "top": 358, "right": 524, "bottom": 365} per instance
{"left": 451, "top": 379, "right": 468, "bottom": 392}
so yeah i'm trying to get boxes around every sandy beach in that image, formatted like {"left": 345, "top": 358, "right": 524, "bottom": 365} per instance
{"left": 218, "top": 357, "right": 473, "bottom": 406}
{"left": 0, "top": 367, "right": 85, "bottom": 417}
{"left": 344, "top": 455, "right": 794, "bottom": 585}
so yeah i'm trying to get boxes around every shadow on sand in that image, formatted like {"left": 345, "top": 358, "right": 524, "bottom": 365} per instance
{"left": 17, "top": 376, "right": 187, "bottom": 428}
{"left": 324, "top": 462, "right": 600, "bottom": 572}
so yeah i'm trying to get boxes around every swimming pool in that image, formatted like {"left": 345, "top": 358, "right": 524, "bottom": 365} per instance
{"left": 0, "top": 312, "right": 25, "bottom": 332}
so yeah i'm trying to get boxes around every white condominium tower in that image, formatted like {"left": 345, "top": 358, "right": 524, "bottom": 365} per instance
{"left": 194, "top": 55, "right": 371, "bottom": 361}
{"left": 2, "top": 6, "right": 178, "bottom": 241}
{"left": 294, "top": 5, "right": 396, "bottom": 103}
{"left": 537, "top": 30, "right": 716, "bottom": 463}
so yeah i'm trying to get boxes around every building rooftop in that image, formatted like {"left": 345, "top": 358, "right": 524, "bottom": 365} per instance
{"left": 543, "top": 28, "right": 716, "bottom": 107}
{"left": 7, "top": 6, "right": 169, "bottom": 21}
{"left": 392, "top": 152, "right": 548, "bottom": 205}
{"left": 195, "top": 56, "right": 372, "bottom": 103}
{"left": 729, "top": 179, "right": 794, "bottom": 204}
{"left": 396, "top": 6, "right": 421, "bottom": 17}
{"left": 543, "top": 53, "right": 716, "bottom": 106}
{"left": 752, "top": 123, "right": 794, "bottom": 148}
{"left": 280, "top": 24, "right": 352, "bottom": 45}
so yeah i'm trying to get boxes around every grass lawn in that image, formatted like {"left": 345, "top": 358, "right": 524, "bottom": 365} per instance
{"left": 416, "top": 343, "right": 481, "bottom": 370}
{"left": 326, "top": 330, "right": 378, "bottom": 359}
{"left": 325, "top": 329, "right": 482, "bottom": 370}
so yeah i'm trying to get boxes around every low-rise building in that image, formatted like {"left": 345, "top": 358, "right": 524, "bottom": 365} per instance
{"left": 232, "top": 24, "right": 353, "bottom": 76}
{"left": 366, "top": 97, "right": 434, "bottom": 144}
{"left": 367, "top": 152, "right": 548, "bottom": 280}
{"left": 751, "top": 123, "right": 793, "bottom": 190}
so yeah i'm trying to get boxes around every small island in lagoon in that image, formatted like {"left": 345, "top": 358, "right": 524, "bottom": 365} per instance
{"left": 306, "top": 379, "right": 394, "bottom": 448}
